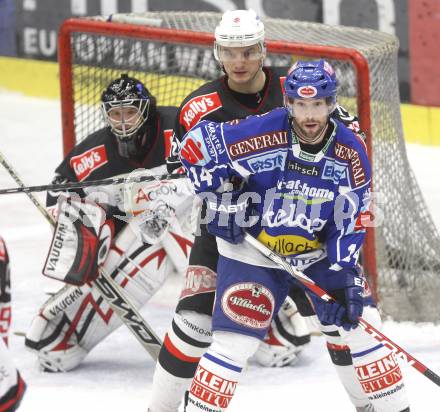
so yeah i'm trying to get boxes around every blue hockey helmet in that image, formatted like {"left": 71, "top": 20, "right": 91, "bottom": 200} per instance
{"left": 284, "top": 59, "right": 338, "bottom": 105}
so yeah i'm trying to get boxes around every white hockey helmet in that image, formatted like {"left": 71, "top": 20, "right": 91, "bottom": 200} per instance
{"left": 214, "top": 9, "right": 266, "bottom": 61}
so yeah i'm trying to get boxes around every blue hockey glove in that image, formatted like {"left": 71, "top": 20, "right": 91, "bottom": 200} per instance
{"left": 206, "top": 189, "right": 249, "bottom": 244}
{"left": 312, "top": 268, "right": 364, "bottom": 331}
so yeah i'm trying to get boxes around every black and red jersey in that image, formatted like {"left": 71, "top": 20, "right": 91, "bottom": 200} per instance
{"left": 167, "top": 67, "right": 287, "bottom": 173}
{"left": 47, "top": 106, "right": 177, "bottom": 208}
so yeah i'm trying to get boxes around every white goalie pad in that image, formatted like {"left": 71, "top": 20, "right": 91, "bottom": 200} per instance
{"left": 25, "top": 218, "right": 193, "bottom": 372}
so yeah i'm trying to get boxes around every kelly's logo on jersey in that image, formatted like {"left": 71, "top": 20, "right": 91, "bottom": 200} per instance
{"left": 70, "top": 145, "right": 108, "bottom": 182}
{"left": 287, "top": 160, "right": 320, "bottom": 176}
{"left": 334, "top": 143, "right": 366, "bottom": 187}
{"left": 180, "top": 92, "right": 222, "bottom": 131}
{"left": 227, "top": 131, "right": 288, "bottom": 159}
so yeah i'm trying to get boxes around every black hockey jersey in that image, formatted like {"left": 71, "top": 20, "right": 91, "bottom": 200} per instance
{"left": 47, "top": 106, "right": 177, "bottom": 208}
{"left": 167, "top": 67, "right": 287, "bottom": 173}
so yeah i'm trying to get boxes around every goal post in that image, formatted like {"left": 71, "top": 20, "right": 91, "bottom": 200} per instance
{"left": 57, "top": 12, "right": 440, "bottom": 322}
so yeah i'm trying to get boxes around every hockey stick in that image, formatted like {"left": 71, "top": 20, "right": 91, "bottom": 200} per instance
{"left": 243, "top": 233, "right": 440, "bottom": 387}
{"left": 0, "top": 171, "right": 186, "bottom": 195}
{"left": 0, "top": 150, "right": 162, "bottom": 360}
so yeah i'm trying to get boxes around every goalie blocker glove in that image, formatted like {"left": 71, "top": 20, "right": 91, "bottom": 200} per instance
{"left": 43, "top": 196, "right": 114, "bottom": 286}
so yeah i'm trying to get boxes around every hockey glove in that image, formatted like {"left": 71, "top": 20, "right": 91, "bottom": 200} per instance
{"left": 312, "top": 268, "right": 364, "bottom": 331}
{"left": 205, "top": 189, "right": 249, "bottom": 244}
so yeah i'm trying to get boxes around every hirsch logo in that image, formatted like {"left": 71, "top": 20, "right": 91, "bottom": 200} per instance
{"left": 227, "top": 131, "right": 288, "bottom": 159}
{"left": 221, "top": 282, "right": 274, "bottom": 329}
{"left": 298, "top": 86, "right": 317, "bottom": 98}
{"left": 70, "top": 145, "right": 108, "bottom": 181}
{"left": 287, "top": 160, "right": 320, "bottom": 176}
{"left": 180, "top": 92, "right": 222, "bottom": 130}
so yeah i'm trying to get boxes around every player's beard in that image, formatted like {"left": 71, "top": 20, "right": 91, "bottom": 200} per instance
{"left": 292, "top": 117, "right": 328, "bottom": 145}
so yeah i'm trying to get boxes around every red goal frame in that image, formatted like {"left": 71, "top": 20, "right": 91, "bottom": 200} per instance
{"left": 58, "top": 18, "right": 377, "bottom": 297}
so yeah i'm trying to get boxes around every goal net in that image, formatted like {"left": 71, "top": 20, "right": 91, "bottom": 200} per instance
{"left": 58, "top": 11, "right": 440, "bottom": 322}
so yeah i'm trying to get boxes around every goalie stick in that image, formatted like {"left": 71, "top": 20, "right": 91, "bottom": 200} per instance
{"left": 243, "top": 232, "right": 440, "bottom": 387}
{"left": 0, "top": 150, "right": 162, "bottom": 360}
{"left": 0, "top": 171, "right": 186, "bottom": 195}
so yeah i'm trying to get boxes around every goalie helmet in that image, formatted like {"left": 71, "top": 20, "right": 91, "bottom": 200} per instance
{"left": 283, "top": 59, "right": 338, "bottom": 116}
{"left": 101, "top": 74, "right": 157, "bottom": 158}
{"left": 213, "top": 9, "right": 266, "bottom": 62}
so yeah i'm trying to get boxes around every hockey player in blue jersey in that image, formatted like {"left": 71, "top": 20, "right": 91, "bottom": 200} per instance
{"left": 178, "top": 60, "right": 410, "bottom": 412}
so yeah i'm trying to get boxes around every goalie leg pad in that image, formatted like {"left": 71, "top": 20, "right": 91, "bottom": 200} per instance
{"left": 26, "top": 224, "right": 173, "bottom": 372}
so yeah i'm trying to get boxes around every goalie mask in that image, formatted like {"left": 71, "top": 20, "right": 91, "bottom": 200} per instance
{"left": 213, "top": 9, "right": 266, "bottom": 64}
{"left": 101, "top": 74, "right": 157, "bottom": 158}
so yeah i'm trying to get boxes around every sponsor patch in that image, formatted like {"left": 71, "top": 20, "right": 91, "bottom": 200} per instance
{"left": 180, "top": 265, "right": 217, "bottom": 299}
{"left": 334, "top": 143, "right": 366, "bottom": 187}
{"left": 356, "top": 352, "right": 403, "bottom": 393}
{"left": 287, "top": 160, "right": 320, "bottom": 176}
{"left": 190, "top": 365, "right": 236, "bottom": 409}
{"left": 262, "top": 202, "right": 327, "bottom": 233}
{"left": 180, "top": 128, "right": 212, "bottom": 166}
{"left": 322, "top": 160, "right": 346, "bottom": 183}
{"left": 276, "top": 179, "right": 335, "bottom": 202}
{"left": 70, "top": 145, "right": 108, "bottom": 182}
{"left": 179, "top": 92, "right": 222, "bottom": 131}
{"left": 248, "top": 151, "right": 286, "bottom": 172}
{"left": 221, "top": 282, "right": 274, "bottom": 329}
{"left": 163, "top": 129, "right": 174, "bottom": 158}
{"left": 257, "top": 231, "right": 321, "bottom": 256}
{"left": 227, "top": 131, "right": 288, "bottom": 159}
{"left": 298, "top": 85, "right": 317, "bottom": 98}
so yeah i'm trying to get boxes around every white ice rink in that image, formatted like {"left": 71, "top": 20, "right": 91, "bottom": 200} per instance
{"left": 1, "top": 92, "right": 439, "bottom": 411}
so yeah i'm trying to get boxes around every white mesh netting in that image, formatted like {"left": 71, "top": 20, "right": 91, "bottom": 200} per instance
{"left": 62, "top": 12, "right": 440, "bottom": 322}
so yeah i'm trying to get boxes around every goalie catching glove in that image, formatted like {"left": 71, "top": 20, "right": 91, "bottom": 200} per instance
{"left": 43, "top": 197, "right": 114, "bottom": 286}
